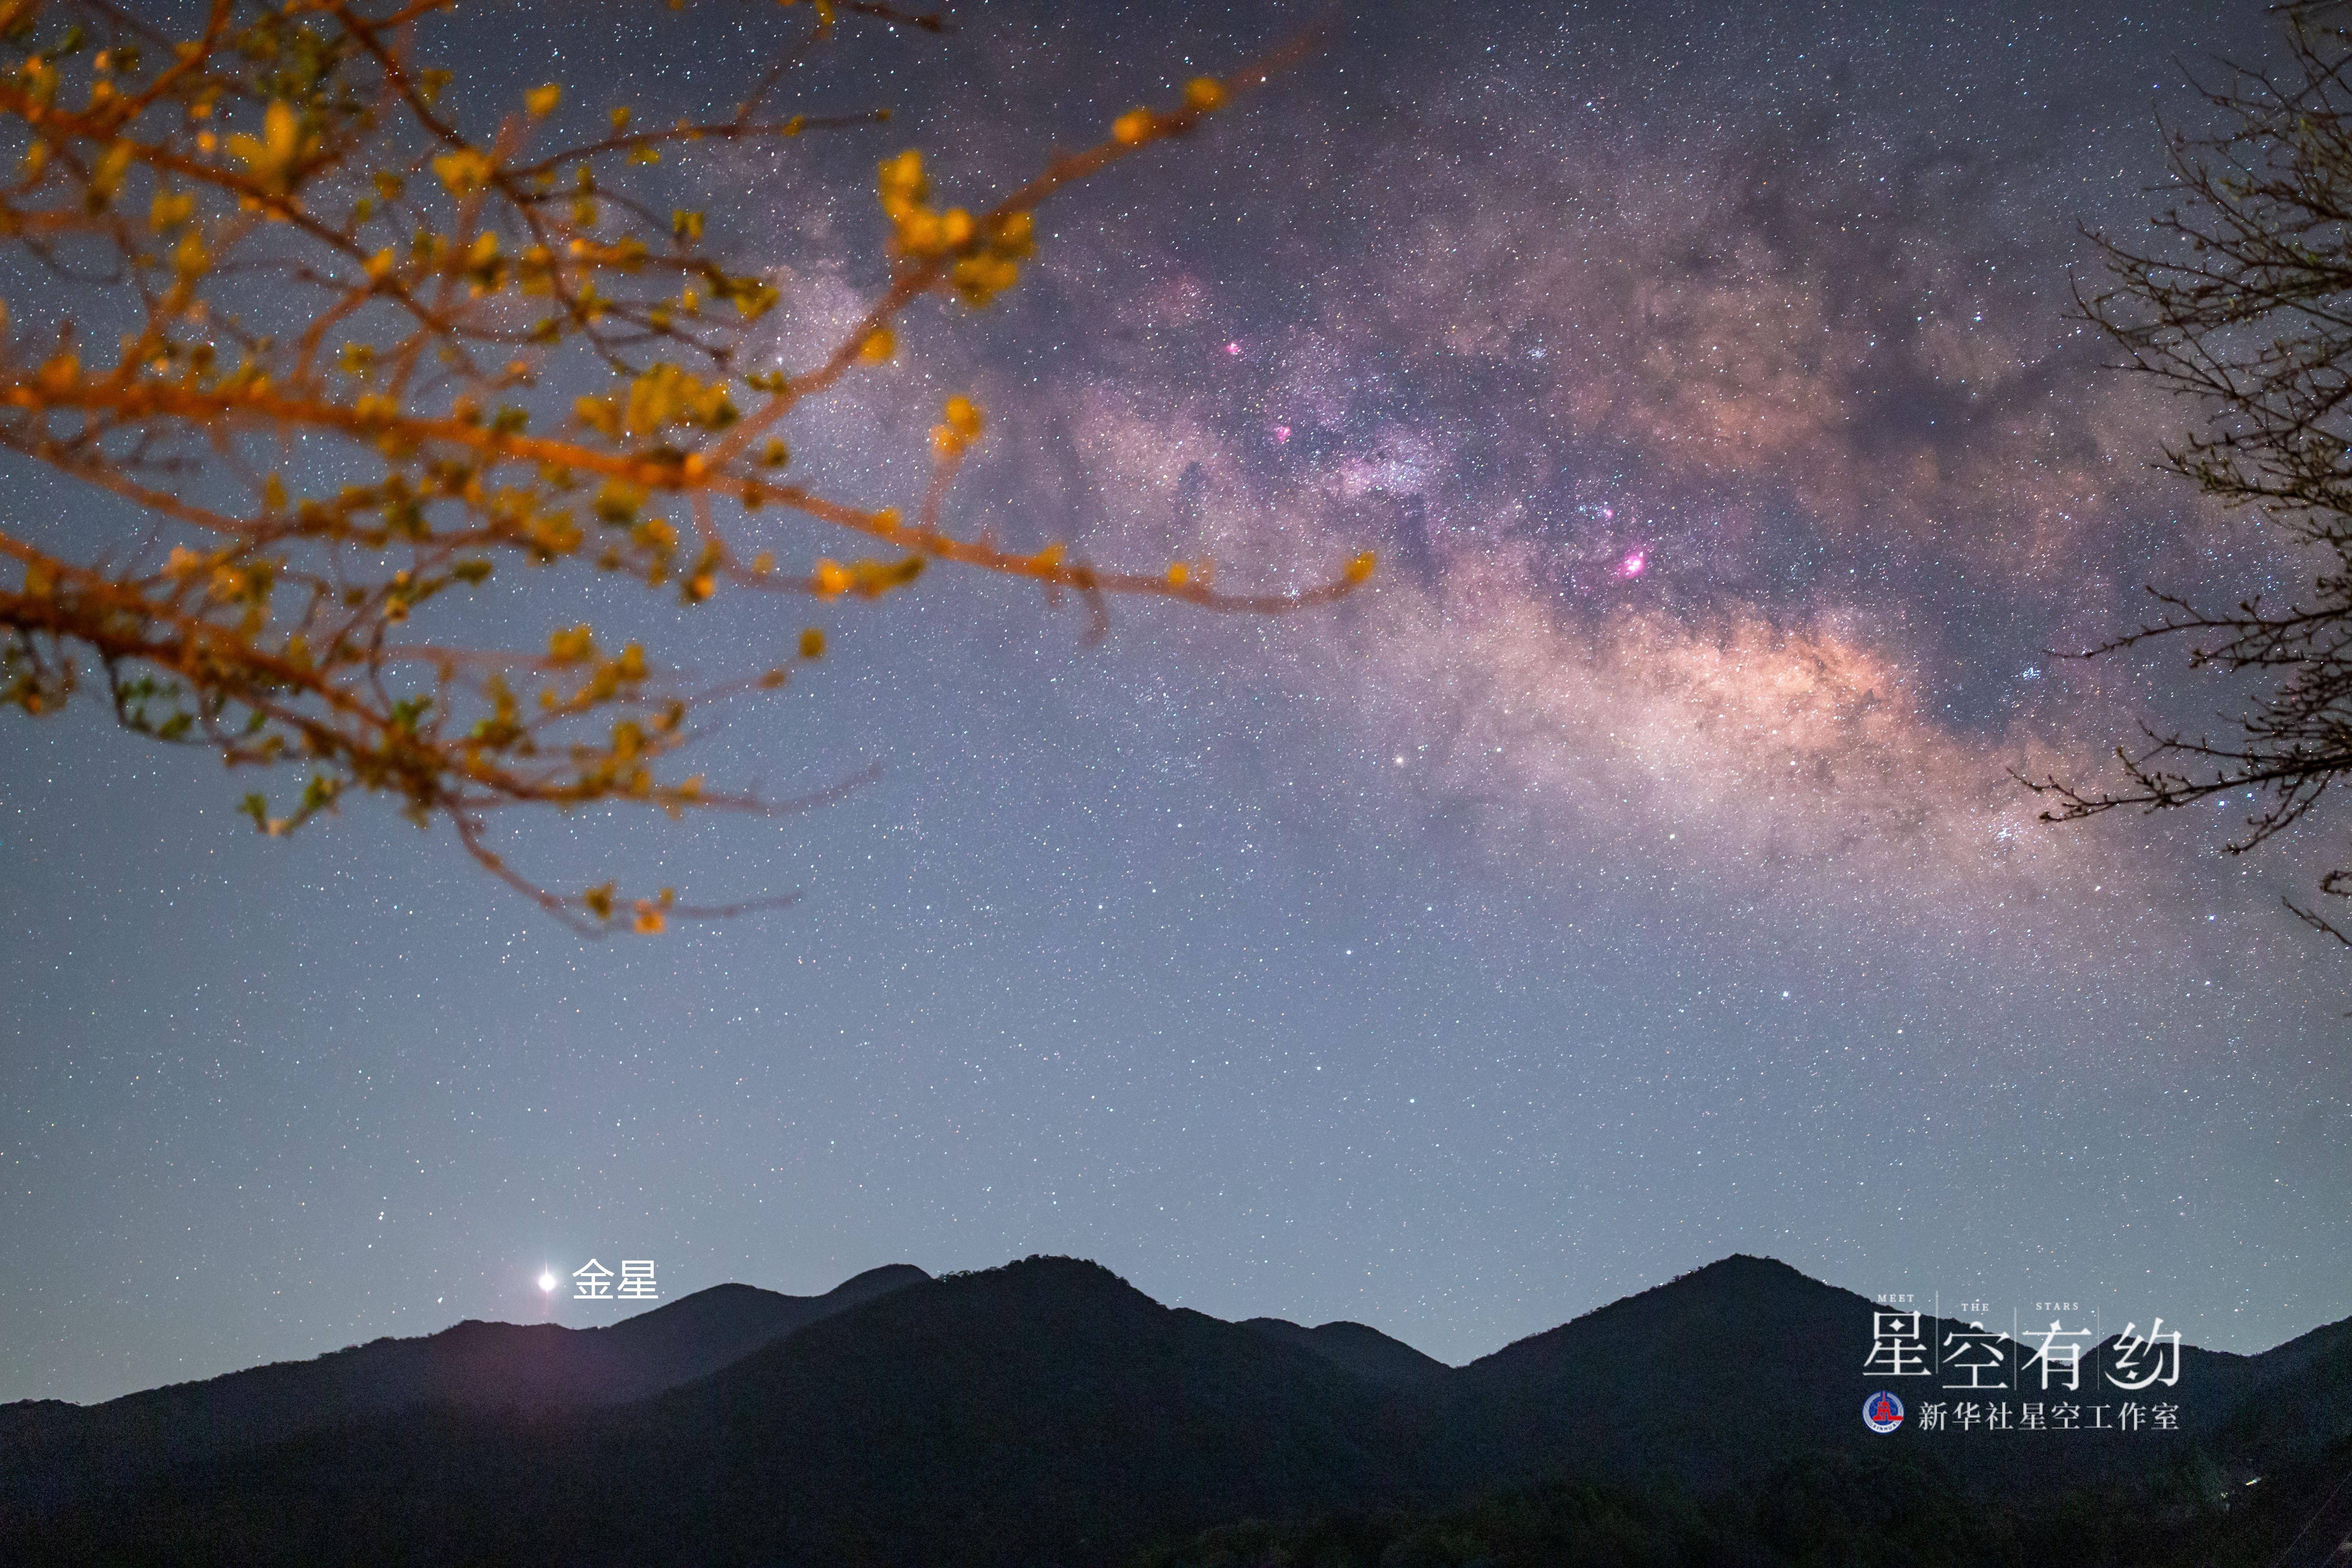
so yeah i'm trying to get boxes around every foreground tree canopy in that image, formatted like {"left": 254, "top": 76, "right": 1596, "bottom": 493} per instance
{"left": 0, "top": 0, "right": 1369, "bottom": 931}
{"left": 2038, "top": 0, "right": 2352, "bottom": 949}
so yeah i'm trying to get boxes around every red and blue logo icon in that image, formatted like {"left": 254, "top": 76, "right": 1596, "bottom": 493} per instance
{"left": 1862, "top": 1390, "right": 1905, "bottom": 1434}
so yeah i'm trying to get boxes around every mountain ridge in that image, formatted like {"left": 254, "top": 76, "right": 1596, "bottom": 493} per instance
{"left": 0, "top": 1260, "right": 929, "bottom": 1507}
{"left": 6, "top": 1251, "right": 2349, "bottom": 1566}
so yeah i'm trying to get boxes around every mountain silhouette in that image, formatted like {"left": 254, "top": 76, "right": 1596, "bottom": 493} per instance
{"left": 0, "top": 1262, "right": 925, "bottom": 1509}
{"left": 4, "top": 1252, "right": 2346, "bottom": 1567}
{"left": 627, "top": 1256, "right": 1429, "bottom": 1562}
{"left": 1424, "top": 1254, "right": 1850, "bottom": 1490}
{"left": 1240, "top": 1316, "right": 1450, "bottom": 1385}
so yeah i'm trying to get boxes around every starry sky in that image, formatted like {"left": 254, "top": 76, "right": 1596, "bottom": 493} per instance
{"left": 6, "top": 0, "right": 2351, "bottom": 1406}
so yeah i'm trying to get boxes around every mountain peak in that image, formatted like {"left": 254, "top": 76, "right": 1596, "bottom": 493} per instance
{"left": 1666, "top": 1253, "right": 1841, "bottom": 1294}
{"left": 1468, "top": 1253, "right": 1855, "bottom": 1368}
{"left": 839, "top": 1262, "right": 931, "bottom": 1290}
{"left": 926, "top": 1254, "right": 1143, "bottom": 1304}
{"left": 977, "top": 1253, "right": 1133, "bottom": 1285}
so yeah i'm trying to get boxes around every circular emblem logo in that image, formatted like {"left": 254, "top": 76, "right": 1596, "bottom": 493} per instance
{"left": 1863, "top": 1390, "right": 1905, "bottom": 1434}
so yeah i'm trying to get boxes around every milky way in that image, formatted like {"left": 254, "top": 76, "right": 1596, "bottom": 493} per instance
{"left": 2, "top": 0, "right": 2347, "bottom": 1404}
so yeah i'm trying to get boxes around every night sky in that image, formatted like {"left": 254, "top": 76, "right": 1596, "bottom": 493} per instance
{"left": 6, "top": 0, "right": 2350, "bottom": 1407}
